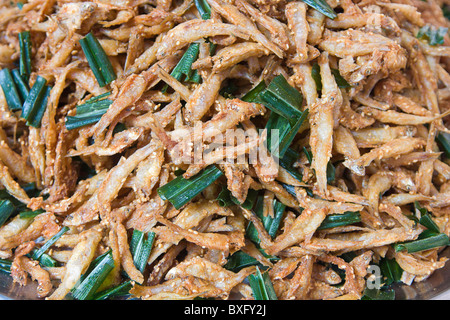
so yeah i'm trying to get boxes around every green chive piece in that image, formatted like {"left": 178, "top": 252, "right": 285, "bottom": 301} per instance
{"left": 318, "top": 211, "right": 361, "bottom": 230}
{"left": 173, "top": 43, "right": 200, "bottom": 81}
{"left": 417, "top": 25, "right": 448, "bottom": 46}
{"left": 71, "top": 250, "right": 115, "bottom": 300}
{"left": 0, "top": 68, "right": 23, "bottom": 110}
{"left": 224, "top": 250, "right": 279, "bottom": 273}
{"left": 331, "top": 69, "right": 351, "bottom": 88}
{"left": 224, "top": 251, "right": 261, "bottom": 272}
{"left": 379, "top": 258, "right": 403, "bottom": 286}
{"left": 303, "top": 146, "right": 313, "bottom": 164}
{"left": 0, "top": 258, "right": 12, "bottom": 274}
{"left": 258, "top": 75, "right": 303, "bottom": 121}
{"left": 19, "top": 208, "right": 44, "bottom": 219}
{"left": 246, "top": 196, "right": 285, "bottom": 245}
{"left": 241, "top": 80, "right": 267, "bottom": 102}
{"left": 27, "top": 85, "right": 51, "bottom": 127}
{"left": 194, "top": 0, "right": 212, "bottom": 19}
{"left": 265, "top": 109, "right": 308, "bottom": 158}
{"left": 301, "top": 0, "right": 337, "bottom": 19}
{"left": 415, "top": 202, "right": 441, "bottom": 234}
{"left": 0, "top": 199, "right": 15, "bottom": 228}
{"left": 436, "top": 132, "right": 450, "bottom": 158}
{"left": 130, "top": 230, "right": 155, "bottom": 275}
{"left": 216, "top": 186, "right": 235, "bottom": 207}
{"left": 65, "top": 94, "right": 112, "bottom": 130}
{"left": 18, "top": 31, "right": 32, "bottom": 81}
{"left": 79, "top": 33, "right": 117, "bottom": 87}
{"left": 394, "top": 233, "right": 450, "bottom": 253}
{"left": 21, "top": 75, "right": 48, "bottom": 125}
{"left": 37, "top": 253, "right": 59, "bottom": 268}
{"left": 163, "top": 43, "right": 201, "bottom": 92}
{"left": 248, "top": 266, "right": 277, "bottom": 300}
{"left": 32, "top": 226, "right": 69, "bottom": 261}
{"left": 311, "top": 63, "right": 322, "bottom": 91}
{"left": 157, "top": 165, "right": 223, "bottom": 209}
{"left": 11, "top": 68, "right": 29, "bottom": 102}
{"left": 279, "top": 148, "right": 303, "bottom": 182}
{"left": 188, "top": 69, "right": 202, "bottom": 83}
{"left": 93, "top": 280, "right": 132, "bottom": 300}
{"left": 216, "top": 187, "right": 258, "bottom": 209}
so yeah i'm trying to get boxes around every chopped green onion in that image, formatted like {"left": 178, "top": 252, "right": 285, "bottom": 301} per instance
{"left": 246, "top": 196, "right": 285, "bottom": 245}
{"left": 32, "top": 226, "right": 69, "bottom": 261}
{"left": 28, "top": 85, "right": 51, "bottom": 127}
{"left": 194, "top": 0, "right": 212, "bottom": 19}
{"left": 0, "top": 68, "right": 23, "bottom": 111}
{"left": 0, "top": 199, "right": 15, "bottom": 228}
{"left": 317, "top": 211, "right": 361, "bottom": 230}
{"left": 331, "top": 69, "right": 351, "bottom": 88}
{"left": 224, "top": 250, "right": 278, "bottom": 272}
{"left": 278, "top": 148, "right": 303, "bottom": 183}
{"left": 394, "top": 233, "right": 450, "bottom": 253}
{"left": 216, "top": 187, "right": 258, "bottom": 209}
{"left": 18, "top": 31, "right": 32, "bottom": 81}
{"left": 436, "top": 132, "right": 450, "bottom": 158}
{"left": 11, "top": 68, "right": 29, "bottom": 101}
{"left": 79, "top": 33, "right": 117, "bottom": 87}
{"left": 157, "top": 165, "right": 223, "bottom": 209}
{"left": 241, "top": 80, "right": 267, "bottom": 103}
{"left": 37, "top": 253, "right": 59, "bottom": 268}
{"left": 234, "top": 188, "right": 258, "bottom": 209}
{"left": 417, "top": 25, "right": 448, "bottom": 46}
{"left": 163, "top": 43, "right": 201, "bottom": 92}
{"left": 248, "top": 266, "right": 277, "bottom": 300}
{"left": 21, "top": 75, "right": 49, "bottom": 127}
{"left": 266, "top": 109, "right": 308, "bottom": 158}
{"left": 130, "top": 230, "right": 155, "bottom": 275}
{"left": 93, "top": 280, "right": 132, "bottom": 300}
{"left": 19, "top": 208, "right": 45, "bottom": 219}
{"left": 0, "top": 258, "right": 12, "bottom": 274}
{"left": 71, "top": 250, "right": 115, "bottom": 300}
{"left": 167, "top": 0, "right": 210, "bottom": 89}
{"left": 311, "top": 63, "right": 322, "bottom": 91}
{"left": 258, "top": 75, "right": 303, "bottom": 121}
{"left": 301, "top": 0, "right": 337, "bottom": 19}
{"left": 65, "top": 94, "right": 112, "bottom": 130}
{"left": 415, "top": 202, "right": 441, "bottom": 234}
{"left": 265, "top": 200, "right": 286, "bottom": 239}
{"left": 303, "top": 146, "right": 313, "bottom": 163}
{"left": 379, "top": 258, "right": 403, "bottom": 286}
{"left": 216, "top": 186, "right": 235, "bottom": 207}
{"left": 326, "top": 160, "right": 336, "bottom": 183}
{"left": 224, "top": 251, "right": 262, "bottom": 272}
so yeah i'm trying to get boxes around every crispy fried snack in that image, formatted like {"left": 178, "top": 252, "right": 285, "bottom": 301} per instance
{"left": 0, "top": 0, "right": 449, "bottom": 300}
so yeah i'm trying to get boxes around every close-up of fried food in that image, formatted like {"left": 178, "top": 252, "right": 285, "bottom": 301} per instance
{"left": 0, "top": 0, "right": 449, "bottom": 301}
